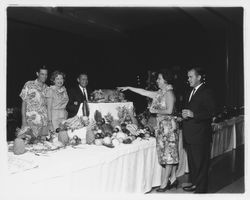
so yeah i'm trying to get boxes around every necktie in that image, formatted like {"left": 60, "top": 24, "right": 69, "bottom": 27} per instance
{"left": 80, "top": 87, "right": 86, "bottom": 100}
{"left": 84, "top": 88, "right": 88, "bottom": 101}
{"left": 189, "top": 88, "right": 196, "bottom": 102}
{"left": 81, "top": 88, "right": 85, "bottom": 96}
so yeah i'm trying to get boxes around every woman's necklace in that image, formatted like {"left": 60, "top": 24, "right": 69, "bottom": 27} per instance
{"left": 53, "top": 86, "right": 65, "bottom": 98}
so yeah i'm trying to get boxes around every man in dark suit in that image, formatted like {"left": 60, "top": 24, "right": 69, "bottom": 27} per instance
{"left": 66, "top": 73, "right": 90, "bottom": 118}
{"left": 182, "top": 67, "right": 215, "bottom": 193}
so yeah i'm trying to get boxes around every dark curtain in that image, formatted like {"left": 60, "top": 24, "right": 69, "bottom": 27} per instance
{"left": 226, "top": 19, "right": 244, "bottom": 107}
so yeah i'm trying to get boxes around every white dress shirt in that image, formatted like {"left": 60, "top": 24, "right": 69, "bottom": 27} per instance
{"left": 188, "top": 83, "right": 203, "bottom": 102}
{"left": 79, "top": 85, "right": 88, "bottom": 101}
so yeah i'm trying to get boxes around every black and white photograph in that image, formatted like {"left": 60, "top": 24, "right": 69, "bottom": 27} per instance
{"left": 0, "top": 0, "right": 248, "bottom": 199}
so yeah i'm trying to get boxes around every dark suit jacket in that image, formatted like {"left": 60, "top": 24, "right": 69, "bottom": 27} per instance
{"left": 66, "top": 86, "right": 91, "bottom": 118}
{"left": 182, "top": 84, "right": 215, "bottom": 144}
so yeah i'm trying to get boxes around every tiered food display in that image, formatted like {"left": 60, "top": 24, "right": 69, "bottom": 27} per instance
{"left": 11, "top": 103, "right": 155, "bottom": 155}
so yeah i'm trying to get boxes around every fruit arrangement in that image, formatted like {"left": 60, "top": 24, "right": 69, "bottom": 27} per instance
{"left": 12, "top": 122, "right": 86, "bottom": 155}
{"left": 70, "top": 135, "right": 82, "bottom": 146}
{"left": 85, "top": 109, "right": 155, "bottom": 148}
{"left": 59, "top": 115, "right": 89, "bottom": 131}
{"left": 12, "top": 108, "right": 155, "bottom": 155}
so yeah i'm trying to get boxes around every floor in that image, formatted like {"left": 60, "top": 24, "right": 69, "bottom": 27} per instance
{"left": 148, "top": 145, "right": 244, "bottom": 194}
{"left": 216, "top": 177, "right": 244, "bottom": 193}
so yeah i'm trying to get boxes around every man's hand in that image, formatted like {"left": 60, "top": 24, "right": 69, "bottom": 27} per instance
{"left": 182, "top": 109, "right": 194, "bottom": 119}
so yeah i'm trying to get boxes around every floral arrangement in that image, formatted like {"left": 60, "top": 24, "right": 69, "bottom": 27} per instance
{"left": 104, "top": 112, "right": 114, "bottom": 124}
{"left": 116, "top": 106, "right": 134, "bottom": 124}
{"left": 90, "top": 89, "right": 126, "bottom": 103}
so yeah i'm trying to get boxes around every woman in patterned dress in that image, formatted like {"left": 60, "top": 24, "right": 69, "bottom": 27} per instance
{"left": 46, "top": 71, "right": 69, "bottom": 131}
{"left": 118, "top": 69, "right": 179, "bottom": 192}
{"left": 20, "top": 66, "right": 49, "bottom": 137}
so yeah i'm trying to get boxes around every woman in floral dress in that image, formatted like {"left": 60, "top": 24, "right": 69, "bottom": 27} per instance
{"left": 118, "top": 69, "right": 179, "bottom": 192}
{"left": 20, "top": 66, "right": 49, "bottom": 137}
{"left": 46, "top": 71, "right": 69, "bottom": 131}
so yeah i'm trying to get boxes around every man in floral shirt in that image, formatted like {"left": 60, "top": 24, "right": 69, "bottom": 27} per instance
{"left": 20, "top": 66, "right": 49, "bottom": 137}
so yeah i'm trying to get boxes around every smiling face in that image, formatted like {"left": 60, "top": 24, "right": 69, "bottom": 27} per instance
{"left": 53, "top": 74, "right": 64, "bottom": 87}
{"left": 77, "top": 74, "right": 88, "bottom": 88}
{"left": 36, "top": 69, "right": 48, "bottom": 83}
{"left": 156, "top": 74, "right": 167, "bottom": 89}
{"left": 187, "top": 69, "right": 201, "bottom": 88}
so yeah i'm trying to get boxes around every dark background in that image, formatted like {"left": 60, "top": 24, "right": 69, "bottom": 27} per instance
{"left": 7, "top": 7, "right": 244, "bottom": 114}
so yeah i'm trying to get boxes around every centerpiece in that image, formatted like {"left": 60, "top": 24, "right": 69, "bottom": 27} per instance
{"left": 85, "top": 104, "right": 155, "bottom": 148}
{"left": 90, "top": 89, "right": 126, "bottom": 103}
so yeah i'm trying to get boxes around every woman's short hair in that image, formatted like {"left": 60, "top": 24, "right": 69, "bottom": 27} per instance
{"left": 50, "top": 70, "right": 66, "bottom": 84}
{"left": 158, "top": 69, "right": 174, "bottom": 85}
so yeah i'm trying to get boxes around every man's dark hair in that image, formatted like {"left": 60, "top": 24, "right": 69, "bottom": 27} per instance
{"left": 188, "top": 66, "right": 206, "bottom": 82}
{"left": 36, "top": 65, "right": 48, "bottom": 73}
{"left": 78, "top": 73, "right": 88, "bottom": 79}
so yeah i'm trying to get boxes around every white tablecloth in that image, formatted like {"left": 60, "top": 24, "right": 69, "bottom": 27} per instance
{"left": 7, "top": 138, "right": 162, "bottom": 194}
{"left": 210, "top": 115, "right": 244, "bottom": 158}
{"left": 176, "top": 115, "right": 244, "bottom": 174}
{"left": 77, "top": 102, "right": 134, "bottom": 120}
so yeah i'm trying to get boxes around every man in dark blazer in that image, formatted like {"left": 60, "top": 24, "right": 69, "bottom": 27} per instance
{"left": 66, "top": 73, "right": 90, "bottom": 118}
{"left": 182, "top": 67, "right": 215, "bottom": 193}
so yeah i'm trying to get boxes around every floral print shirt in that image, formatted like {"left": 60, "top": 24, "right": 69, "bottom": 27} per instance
{"left": 20, "top": 79, "right": 48, "bottom": 136}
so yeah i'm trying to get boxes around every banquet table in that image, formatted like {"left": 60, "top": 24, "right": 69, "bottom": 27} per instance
{"left": 210, "top": 115, "right": 244, "bottom": 158}
{"left": 7, "top": 138, "right": 163, "bottom": 194}
{"left": 173, "top": 115, "right": 244, "bottom": 175}
{"left": 71, "top": 101, "right": 189, "bottom": 178}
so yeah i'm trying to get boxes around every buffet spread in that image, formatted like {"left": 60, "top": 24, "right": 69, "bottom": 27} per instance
{"left": 7, "top": 89, "right": 244, "bottom": 194}
{"left": 9, "top": 89, "right": 155, "bottom": 158}
{"left": 7, "top": 89, "right": 162, "bottom": 194}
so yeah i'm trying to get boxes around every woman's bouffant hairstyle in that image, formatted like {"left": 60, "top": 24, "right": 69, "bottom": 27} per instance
{"left": 50, "top": 70, "right": 66, "bottom": 84}
{"left": 158, "top": 69, "right": 174, "bottom": 85}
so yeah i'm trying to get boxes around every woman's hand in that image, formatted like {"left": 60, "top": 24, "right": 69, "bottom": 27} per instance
{"left": 117, "top": 87, "right": 130, "bottom": 92}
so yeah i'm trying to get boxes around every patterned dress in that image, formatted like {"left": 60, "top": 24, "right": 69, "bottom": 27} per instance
{"left": 150, "top": 87, "right": 179, "bottom": 166}
{"left": 20, "top": 79, "right": 48, "bottom": 137}
{"left": 45, "top": 85, "right": 69, "bottom": 129}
